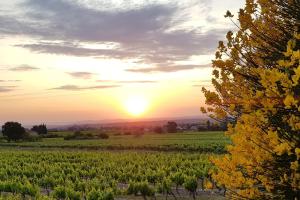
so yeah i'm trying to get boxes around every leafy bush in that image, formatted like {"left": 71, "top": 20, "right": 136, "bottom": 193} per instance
{"left": 184, "top": 176, "right": 198, "bottom": 199}
{"left": 98, "top": 133, "right": 109, "bottom": 139}
{"left": 171, "top": 171, "right": 185, "bottom": 192}
{"left": 23, "top": 135, "right": 42, "bottom": 142}
{"left": 123, "top": 131, "right": 131, "bottom": 135}
{"left": 127, "top": 182, "right": 139, "bottom": 196}
{"left": 64, "top": 132, "right": 109, "bottom": 140}
{"left": 2, "top": 122, "right": 26, "bottom": 141}
{"left": 201, "top": 0, "right": 300, "bottom": 199}
{"left": 41, "top": 133, "right": 62, "bottom": 138}
{"left": 157, "top": 178, "right": 172, "bottom": 196}
{"left": 153, "top": 126, "right": 163, "bottom": 134}
{"left": 127, "top": 181, "right": 155, "bottom": 199}
{"left": 53, "top": 186, "right": 81, "bottom": 200}
{"left": 20, "top": 182, "right": 39, "bottom": 198}
{"left": 139, "top": 182, "right": 155, "bottom": 198}
{"left": 87, "top": 189, "right": 114, "bottom": 200}
{"left": 31, "top": 124, "right": 48, "bottom": 135}
{"left": 52, "top": 186, "right": 67, "bottom": 199}
{"left": 166, "top": 121, "right": 177, "bottom": 133}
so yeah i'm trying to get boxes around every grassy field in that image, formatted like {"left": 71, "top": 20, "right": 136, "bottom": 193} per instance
{"left": 0, "top": 131, "right": 229, "bottom": 153}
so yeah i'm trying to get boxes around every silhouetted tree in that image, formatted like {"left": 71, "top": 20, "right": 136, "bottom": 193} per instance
{"left": 166, "top": 121, "right": 177, "bottom": 133}
{"left": 206, "top": 120, "right": 211, "bottom": 130}
{"left": 2, "top": 122, "right": 26, "bottom": 141}
{"left": 153, "top": 126, "right": 163, "bottom": 134}
{"left": 31, "top": 124, "right": 48, "bottom": 135}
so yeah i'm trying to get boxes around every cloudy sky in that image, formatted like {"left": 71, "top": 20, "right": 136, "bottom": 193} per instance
{"left": 0, "top": 0, "right": 244, "bottom": 125}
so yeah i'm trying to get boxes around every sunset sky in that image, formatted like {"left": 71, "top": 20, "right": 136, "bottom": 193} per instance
{"left": 0, "top": 0, "right": 244, "bottom": 125}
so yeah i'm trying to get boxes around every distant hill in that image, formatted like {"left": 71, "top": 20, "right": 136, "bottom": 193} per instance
{"left": 45, "top": 115, "right": 210, "bottom": 130}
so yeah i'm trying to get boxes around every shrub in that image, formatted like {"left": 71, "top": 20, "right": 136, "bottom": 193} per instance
{"left": 127, "top": 181, "right": 155, "bottom": 199}
{"left": 127, "top": 182, "right": 139, "bottom": 196}
{"left": 2, "top": 122, "right": 26, "bottom": 141}
{"left": 52, "top": 186, "right": 67, "bottom": 199}
{"left": 139, "top": 182, "right": 155, "bottom": 199}
{"left": 123, "top": 131, "right": 131, "bottom": 135}
{"left": 157, "top": 178, "right": 173, "bottom": 199}
{"left": 74, "top": 131, "right": 82, "bottom": 137}
{"left": 171, "top": 172, "right": 185, "bottom": 193}
{"left": 31, "top": 124, "right": 48, "bottom": 135}
{"left": 166, "top": 121, "right": 177, "bottom": 133}
{"left": 87, "top": 189, "right": 114, "bottom": 200}
{"left": 23, "top": 135, "right": 41, "bottom": 142}
{"left": 98, "top": 133, "right": 109, "bottom": 139}
{"left": 153, "top": 126, "right": 163, "bottom": 134}
{"left": 202, "top": 1, "right": 300, "bottom": 199}
{"left": 184, "top": 176, "right": 198, "bottom": 200}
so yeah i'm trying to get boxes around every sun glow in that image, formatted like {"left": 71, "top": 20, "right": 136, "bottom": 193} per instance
{"left": 124, "top": 95, "right": 149, "bottom": 116}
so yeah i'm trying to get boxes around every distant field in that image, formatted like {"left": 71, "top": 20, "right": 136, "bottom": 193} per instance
{"left": 0, "top": 131, "right": 229, "bottom": 153}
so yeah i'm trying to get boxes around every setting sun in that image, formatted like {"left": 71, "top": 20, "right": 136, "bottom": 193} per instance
{"left": 124, "top": 95, "right": 149, "bottom": 116}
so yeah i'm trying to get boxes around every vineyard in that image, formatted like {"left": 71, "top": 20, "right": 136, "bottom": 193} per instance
{"left": 0, "top": 149, "right": 220, "bottom": 200}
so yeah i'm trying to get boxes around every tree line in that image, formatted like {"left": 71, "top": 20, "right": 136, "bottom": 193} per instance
{"left": 1, "top": 122, "right": 47, "bottom": 141}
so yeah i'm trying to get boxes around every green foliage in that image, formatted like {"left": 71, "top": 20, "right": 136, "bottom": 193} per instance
{"left": 64, "top": 131, "right": 109, "bottom": 140}
{"left": 138, "top": 182, "right": 155, "bottom": 198}
{"left": 67, "top": 188, "right": 81, "bottom": 200}
{"left": 127, "top": 181, "right": 155, "bottom": 199}
{"left": 20, "top": 181, "right": 39, "bottom": 197}
{"left": 98, "top": 133, "right": 109, "bottom": 139}
{"left": 87, "top": 189, "right": 114, "bottom": 200}
{"left": 0, "top": 131, "right": 229, "bottom": 153}
{"left": 52, "top": 186, "right": 81, "bottom": 200}
{"left": 0, "top": 150, "right": 211, "bottom": 199}
{"left": 52, "top": 186, "right": 67, "bottom": 199}
{"left": 0, "top": 181, "right": 39, "bottom": 197}
{"left": 202, "top": 0, "right": 300, "bottom": 198}
{"left": 183, "top": 176, "right": 198, "bottom": 199}
{"left": 40, "top": 175, "right": 56, "bottom": 189}
{"left": 127, "top": 182, "right": 139, "bottom": 195}
{"left": 171, "top": 171, "right": 185, "bottom": 188}
{"left": 157, "top": 178, "right": 172, "bottom": 194}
